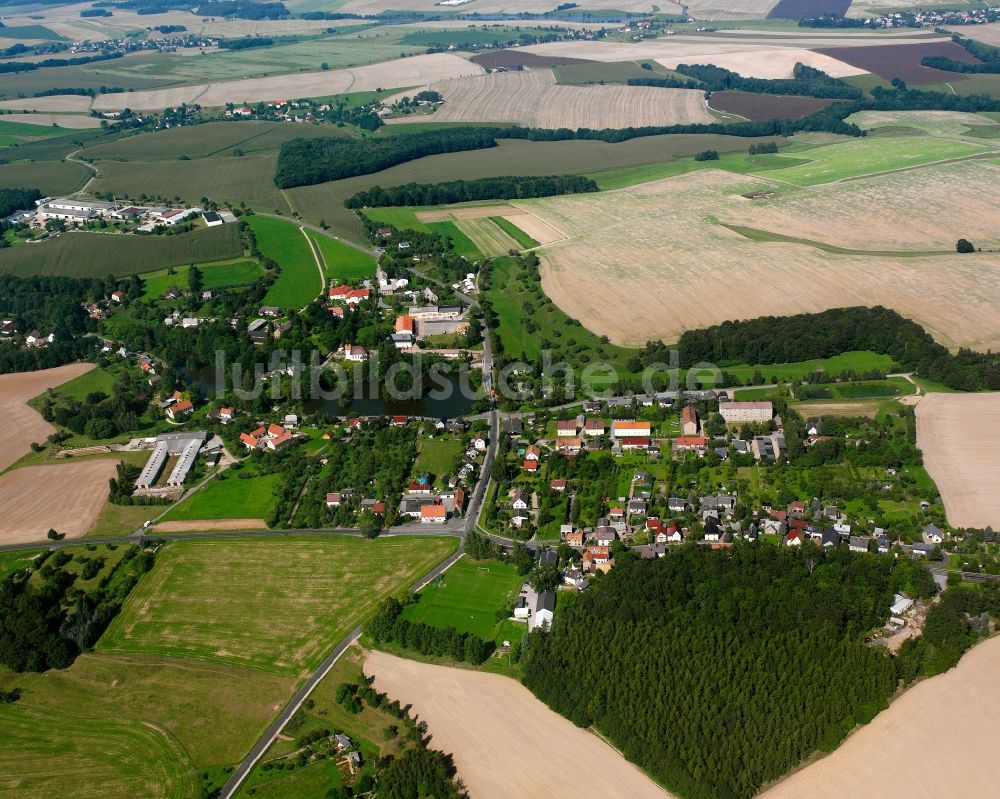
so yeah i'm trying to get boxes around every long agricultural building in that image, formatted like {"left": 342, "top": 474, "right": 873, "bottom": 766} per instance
{"left": 134, "top": 431, "right": 208, "bottom": 489}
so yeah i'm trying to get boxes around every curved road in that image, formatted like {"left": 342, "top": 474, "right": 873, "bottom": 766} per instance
{"left": 218, "top": 543, "right": 466, "bottom": 799}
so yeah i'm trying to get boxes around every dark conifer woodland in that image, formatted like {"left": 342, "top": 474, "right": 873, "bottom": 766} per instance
{"left": 522, "top": 545, "right": 907, "bottom": 799}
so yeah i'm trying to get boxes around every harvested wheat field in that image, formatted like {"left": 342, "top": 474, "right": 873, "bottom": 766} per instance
{"left": 723, "top": 160, "right": 1000, "bottom": 251}
{"left": 947, "top": 21, "right": 1000, "bottom": 46}
{"left": 90, "top": 53, "right": 482, "bottom": 112}
{"left": 762, "top": 635, "right": 1000, "bottom": 799}
{"left": 0, "top": 95, "right": 94, "bottom": 113}
{"left": 418, "top": 205, "right": 566, "bottom": 245}
{"left": 684, "top": 0, "right": 778, "bottom": 18}
{"left": 455, "top": 217, "right": 522, "bottom": 257}
{"left": 0, "top": 363, "right": 94, "bottom": 472}
{"left": 2, "top": 113, "right": 102, "bottom": 128}
{"left": 387, "top": 69, "right": 713, "bottom": 129}
{"left": 154, "top": 519, "right": 267, "bottom": 532}
{"left": 655, "top": 48, "right": 865, "bottom": 80}
{"left": 916, "top": 393, "right": 1000, "bottom": 530}
{"left": 417, "top": 204, "right": 519, "bottom": 222}
{"left": 520, "top": 39, "right": 867, "bottom": 78}
{"left": 366, "top": 650, "right": 674, "bottom": 799}
{"left": 529, "top": 170, "right": 1000, "bottom": 350}
{"left": 501, "top": 213, "right": 566, "bottom": 246}
{"left": 336, "top": 0, "right": 666, "bottom": 14}
{"left": 0, "top": 460, "right": 116, "bottom": 544}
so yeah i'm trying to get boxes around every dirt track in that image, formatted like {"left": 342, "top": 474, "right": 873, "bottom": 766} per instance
{"left": 916, "top": 392, "right": 1000, "bottom": 529}
{"left": 0, "top": 460, "right": 116, "bottom": 544}
{"left": 365, "top": 650, "right": 674, "bottom": 799}
{"left": 154, "top": 519, "right": 267, "bottom": 532}
{"left": 0, "top": 363, "right": 94, "bottom": 472}
{"left": 761, "top": 636, "right": 1000, "bottom": 798}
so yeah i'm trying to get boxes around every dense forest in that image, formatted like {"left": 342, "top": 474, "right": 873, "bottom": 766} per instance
{"left": 0, "top": 545, "right": 154, "bottom": 672}
{"left": 0, "top": 188, "right": 41, "bottom": 220}
{"left": 346, "top": 175, "right": 598, "bottom": 208}
{"left": 274, "top": 128, "right": 499, "bottom": 187}
{"left": 673, "top": 306, "right": 1000, "bottom": 390}
{"left": 522, "top": 545, "right": 917, "bottom": 799}
{"left": 630, "top": 62, "right": 863, "bottom": 99}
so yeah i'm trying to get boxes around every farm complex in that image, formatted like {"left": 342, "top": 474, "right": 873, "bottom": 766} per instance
{"left": 2, "top": 4, "right": 1000, "bottom": 799}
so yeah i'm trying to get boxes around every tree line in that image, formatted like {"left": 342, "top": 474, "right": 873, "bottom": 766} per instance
{"left": 673, "top": 306, "right": 1000, "bottom": 391}
{"left": 630, "top": 62, "right": 864, "bottom": 99}
{"left": 921, "top": 34, "right": 1000, "bottom": 74}
{"left": 0, "top": 50, "right": 124, "bottom": 74}
{"left": 521, "top": 545, "right": 917, "bottom": 799}
{"left": 346, "top": 175, "right": 598, "bottom": 208}
{"left": 366, "top": 595, "right": 495, "bottom": 665}
{"left": 274, "top": 128, "right": 500, "bottom": 188}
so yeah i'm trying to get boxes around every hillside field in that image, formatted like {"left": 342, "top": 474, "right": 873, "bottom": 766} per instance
{"left": 0, "top": 159, "right": 91, "bottom": 195}
{"left": 529, "top": 165, "right": 1000, "bottom": 351}
{"left": 304, "top": 229, "right": 376, "bottom": 280}
{"left": 90, "top": 156, "right": 292, "bottom": 214}
{"left": 99, "top": 536, "right": 458, "bottom": 673}
{"left": 245, "top": 216, "right": 323, "bottom": 309}
{"left": 141, "top": 259, "right": 264, "bottom": 300}
{"left": 284, "top": 133, "right": 786, "bottom": 242}
{"left": 0, "top": 225, "right": 242, "bottom": 278}
{"left": 387, "top": 68, "right": 714, "bottom": 130}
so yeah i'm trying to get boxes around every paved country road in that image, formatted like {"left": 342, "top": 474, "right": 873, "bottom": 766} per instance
{"left": 217, "top": 544, "right": 466, "bottom": 799}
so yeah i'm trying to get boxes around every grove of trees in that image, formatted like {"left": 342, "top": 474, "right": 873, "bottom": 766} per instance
{"left": 522, "top": 545, "right": 919, "bottom": 799}
{"left": 346, "top": 175, "right": 597, "bottom": 208}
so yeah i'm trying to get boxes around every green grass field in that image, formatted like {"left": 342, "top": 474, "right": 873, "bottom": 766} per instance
{"left": 716, "top": 351, "right": 897, "bottom": 385}
{"left": 0, "top": 224, "right": 242, "bottom": 278}
{"left": 401, "top": 557, "right": 522, "bottom": 642}
{"left": 99, "top": 537, "right": 458, "bottom": 673}
{"left": 427, "top": 220, "right": 482, "bottom": 259}
{"left": 0, "top": 119, "right": 78, "bottom": 146}
{"left": 0, "top": 159, "right": 92, "bottom": 195}
{"left": 141, "top": 259, "right": 264, "bottom": 300}
{"left": 162, "top": 471, "right": 281, "bottom": 522}
{"left": 0, "top": 651, "right": 293, "bottom": 798}
{"left": 485, "top": 256, "right": 635, "bottom": 374}
{"left": 0, "top": 550, "right": 43, "bottom": 580}
{"left": 304, "top": 229, "right": 376, "bottom": 280}
{"left": 43, "top": 366, "right": 117, "bottom": 402}
{"left": 360, "top": 206, "right": 431, "bottom": 233}
{"left": 754, "top": 136, "right": 991, "bottom": 186}
{"left": 415, "top": 438, "right": 461, "bottom": 485}
{"left": 0, "top": 701, "right": 200, "bottom": 799}
{"left": 90, "top": 155, "right": 291, "bottom": 214}
{"left": 246, "top": 215, "right": 323, "bottom": 308}
{"left": 489, "top": 216, "right": 539, "bottom": 249}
